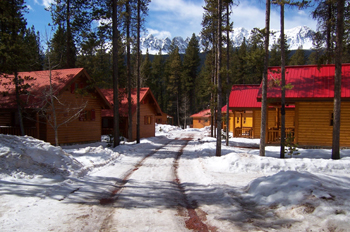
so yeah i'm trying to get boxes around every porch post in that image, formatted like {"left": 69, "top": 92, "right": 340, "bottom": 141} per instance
{"left": 265, "top": 105, "right": 269, "bottom": 143}
{"left": 36, "top": 112, "right": 40, "bottom": 139}
{"left": 295, "top": 103, "right": 299, "bottom": 144}
{"left": 232, "top": 110, "right": 235, "bottom": 137}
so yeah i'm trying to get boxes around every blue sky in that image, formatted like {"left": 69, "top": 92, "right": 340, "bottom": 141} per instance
{"left": 25, "top": 0, "right": 317, "bottom": 40}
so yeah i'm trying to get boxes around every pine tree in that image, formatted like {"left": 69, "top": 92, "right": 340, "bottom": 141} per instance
{"left": 141, "top": 49, "right": 152, "bottom": 87}
{"left": 49, "top": 0, "right": 93, "bottom": 68}
{"left": 151, "top": 49, "right": 165, "bottom": 110}
{"left": 312, "top": 0, "right": 337, "bottom": 64}
{"left": 166, "top": 46, "right": 183, "bottom": 126}
{"left": 246, "top": 28, "right": 265, "bottom": 83}
{"left": 182, "top": 33, "right": 200, "bottom": 115}
{"left": 289, "top": 46, "right": 307, "bottom": 65}
{"left": 0, "top": 0, "right": 35, "bottom": 135}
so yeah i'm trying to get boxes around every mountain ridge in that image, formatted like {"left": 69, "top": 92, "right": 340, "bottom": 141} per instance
{"left": 141, "top": 25, "right": 315, "bottom": 55}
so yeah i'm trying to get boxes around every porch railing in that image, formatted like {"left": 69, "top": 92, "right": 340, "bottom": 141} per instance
{"left": 0, "top": 126, "right": 37, "bottom": 138}
{"left": 234, "top": 127, "right": 253, "bottom": 138}
{"left": 267, "top": 127, "right": 295, "bottom": 143}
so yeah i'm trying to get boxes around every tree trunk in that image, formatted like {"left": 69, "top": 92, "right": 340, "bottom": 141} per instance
{"left": 225, "top": 1, "right": 230, "bottom": 146}
{"left": 66, "top": 0, "right": 74, "bottom": 68}
{"left": 136, "top": 0, "right": 141, "bottom": 143}
{"left": 126, "top": 0, "right": 132, "bottom": 142}
{"left": 259, "top": 0, "right": 270, "bottom": 156}
{"left": 216, "top": 0, "right": 222, "bottom": 157}
{"left": 332, "top": 0, "right": 345, "bottom": 160}
{"left": 49, "top": 68, "right": 59, "bottom": 146}
{"left": 113, "top": 0, "right": 120, "bottom": 147}
{"left": 280, "top": 3, "right": 285, "bottom": 159}
{"left": 14, "top": 71, "right": 25, "bottom": 136}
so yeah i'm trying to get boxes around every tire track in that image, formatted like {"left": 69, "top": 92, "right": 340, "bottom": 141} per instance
{"left": 99, "top": 139, "right": 173, "bottom": 205}
{"left": 173, "top": 138, "right": 215, "bottom": 232}
{"left": 98, "top": 137, "right": 214, "bottom": 231}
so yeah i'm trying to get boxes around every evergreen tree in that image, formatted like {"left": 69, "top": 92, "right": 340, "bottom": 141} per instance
{"left": 49, "top": 0, "right": 93, "bottom": 68}
{"left": 246, "top": 28, "right": 265, "bottom": 83}
{"left": 166, "top": 46, "right": 183, "bottom": 126}
{"left": 289, "top": 46, "right": 307, "bottom": 65}
{"left": 312, "top": 0, "right": 337, "bottom": 64}
{"left": 182, "top": 33, "right": 201, "bottom": 115}
{"left": 151, "top": 49, "right": 165, "bottom": 111}
{"left": 269, "top": 36, "right": 290, "bottom": 66}
{"left": 141, "top": 49, "right": 152, "bottom": 87}
{"left": 308, "top": 31, "right": 325, "bottom": 64}
{"left": 236, "top": 38, "right": 248, "bottom": 83}
{"left": 0, "top": 0, "right": 40, "bottom": 135}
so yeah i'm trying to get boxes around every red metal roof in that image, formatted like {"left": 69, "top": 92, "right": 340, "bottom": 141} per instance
{"left": 101, "top": 88, "right": 162, "bottom": 117}
{"left": 190, "top": 109, "right": 211, "bottom": 118}
{"left": 0, "top": 68, "right": 98, "bottom": 108}
{"left": 228, "top": 85, "right": 261, "bottom": 108}
{"left": 257, "top": 64, "right": 350, "bottom": 100}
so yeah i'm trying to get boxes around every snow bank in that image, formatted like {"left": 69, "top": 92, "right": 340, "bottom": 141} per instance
{"left": 0, "top": 135, "right": 82, "bottom": 178}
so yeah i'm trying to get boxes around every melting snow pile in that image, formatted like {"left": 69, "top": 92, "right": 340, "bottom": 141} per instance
{"left": 0, "top": 134, "right": 82, "bottom": 178}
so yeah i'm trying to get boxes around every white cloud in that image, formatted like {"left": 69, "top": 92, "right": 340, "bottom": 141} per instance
{"left": 147, "top": 0, "right": 204, "bottom": 37}
{"left": 42, "top": 0, "right": 54, "bottom": 8}
{"left": 145, "top": 29, "right": 172, "bottom": 39}
{"left": 149, "top": 0, "right": 204, "bottom": 19}
{"left": 27, "top": 5, "right": 34, "bottom": 11}
{"left": 231, "top": 1, "right": 316, "bottom": 32}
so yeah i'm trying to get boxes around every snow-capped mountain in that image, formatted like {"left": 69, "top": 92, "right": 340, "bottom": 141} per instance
{"left": 141, "top": 25, "right": 315, "bottom": 55}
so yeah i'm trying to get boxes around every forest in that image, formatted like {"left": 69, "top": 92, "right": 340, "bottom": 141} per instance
{"left": 1, "top": 1, "right": 349, "bottom": 147}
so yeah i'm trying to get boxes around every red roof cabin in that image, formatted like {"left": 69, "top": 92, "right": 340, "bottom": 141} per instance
{"left": 100, "top": 88, "right": 163, "bottom": 141}
{"left": 258, "top": 63, "right": 350, "bottom": 147}
{"left": 225, "top": 84, "right": 295, "bottom": 141}
{"left": 190, "top": 109, "right": 211, "bottom": 128}
{"left": 0, "top": 68, "right": 111, "bottom": 145}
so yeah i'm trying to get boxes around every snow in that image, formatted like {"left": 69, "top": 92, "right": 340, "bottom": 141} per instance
{"left": 1, "top": 125, "right": 350, "bottom": 231}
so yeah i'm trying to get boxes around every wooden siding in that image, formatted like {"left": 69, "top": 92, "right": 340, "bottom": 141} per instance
{"left": 296, "top": 101, "right": 350, "bottom": 147}
{"left": 222, "top": 112, "right": 234, "bottom": 132}
{"left": 251, "top": 108, "right": 294, "bottom": 139}
{"left": 0, "top": 111, "right": 12, "bottom": 126}
{"left": 192, "top": 117, "right": 210, "bottom": 128}
{"left": 253, "top": 110, "right": 261, "bottom": 138}
{"left": 46, "top": 89, "right": 104, "bottom": 145}
{"left": 130, "top": 94, "right": 157, "bottom": 141}
{"left": 234, "top": 112, "right": 253, "bottom": 128}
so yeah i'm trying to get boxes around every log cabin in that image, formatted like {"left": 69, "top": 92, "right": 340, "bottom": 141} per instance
{"left": 0, "top": 68, "right": 111, "bottom": 145}
{"left": 190, "top": 109, "right": 211, "bottom": 128}
{"left": 258, "top": 63, "right": 350, "bottom": 147}
{"left": 100, "top": 88, "right": 163, "bottom": 141}
{"left": 224, "top": 84, "right": 295, "bottom": 141}
{"left": 155, "top": 111, "right": 173, "bottom": 125}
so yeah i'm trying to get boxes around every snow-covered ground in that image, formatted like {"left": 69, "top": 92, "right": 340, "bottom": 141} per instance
{"left": 1, "top": 125, "right": 350, "bottom": 231}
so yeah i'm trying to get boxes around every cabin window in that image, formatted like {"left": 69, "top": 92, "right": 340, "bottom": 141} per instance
{"left": 330, "top": 112, "right": 334, "bottom": 126}
{"left": 79, "top": 109, "right": 96, "bottom": 121}
{"left": 236, "top": 117, "right": 239, "bottom": 124}
{"left": 70, "top": 82, "right": 86, "bottom": 93}
{"left": 204, "top": 119, "right": 208, "bottom": 123}
{"left": 144, "top": 115, "right": 152, "bottom": 125}
{"left": 244, "top": 117, "right": 246, "bottom": 124}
